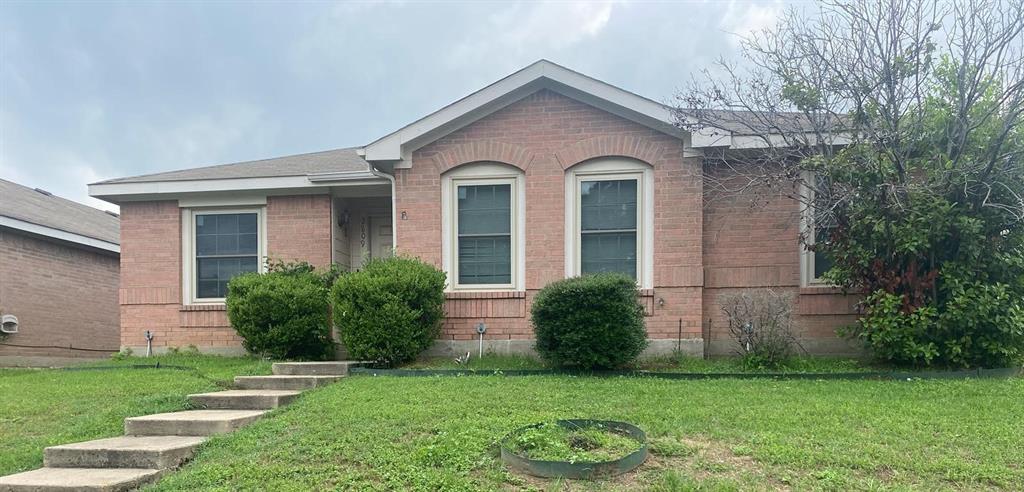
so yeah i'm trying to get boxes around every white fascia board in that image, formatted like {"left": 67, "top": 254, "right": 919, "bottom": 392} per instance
{"left": 0, "top": 216, "right": 120, "bottom": 253}
{"left": 690, "top": 127, "right": 734, "bottom": 148}
{"left": 362, "top": 60, "right": 724, "bottom": 163}
{"left": 89, "top": 173, "right": 387, "bottom": 202}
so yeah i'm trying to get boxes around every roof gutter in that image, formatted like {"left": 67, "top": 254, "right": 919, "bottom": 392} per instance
{"left": 305, "top": 170, "right": 383, "bottom": 183}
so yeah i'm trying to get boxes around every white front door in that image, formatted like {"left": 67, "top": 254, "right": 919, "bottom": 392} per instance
{"left": 369, "top": 217, "right": 393, "bottom": 260}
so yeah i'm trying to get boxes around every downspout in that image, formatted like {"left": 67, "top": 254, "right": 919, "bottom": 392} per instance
{"left": 367, "top": 165, "right": 398, "bottom": 252}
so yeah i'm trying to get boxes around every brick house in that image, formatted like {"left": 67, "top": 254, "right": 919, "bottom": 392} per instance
{"left": 89, "top": 61, "right": 859, "bottom": 357}
{"left": 0, "top": 179, "right": 121, "bottom": 366}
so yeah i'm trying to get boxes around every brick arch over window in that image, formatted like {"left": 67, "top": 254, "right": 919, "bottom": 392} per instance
{"left": 430, "top": 140, "right": 536, "bottom": 174}
{"left": 553, "top": 135, "right": 662, "bottom": 170}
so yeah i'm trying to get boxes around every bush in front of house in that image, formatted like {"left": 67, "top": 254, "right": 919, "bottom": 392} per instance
{"left": 226, "top": 268, "right": 334, "bottom": 360}
{"left": 719, "top": 289, "right": 802, "bottom": 370}
{"left": 531, "top": 274, "right": 647, "bottom": 370}
{"left": 852, "top": 280, "right": 1024, "bottom": 368}
{"left": 331, "top": 256, "right": 446, "bottom": 367}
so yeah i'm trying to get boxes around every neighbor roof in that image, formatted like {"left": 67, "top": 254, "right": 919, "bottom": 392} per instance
{"left": 93, "top": 147, "right": 371, "bottom": 185}
{"left": 0, "top": 178, "right": 120, "bottom": 248}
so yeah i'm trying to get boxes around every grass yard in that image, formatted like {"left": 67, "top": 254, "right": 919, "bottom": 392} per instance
{"left": 0, "top": 354, "right": 270, "bottom": 476}
{"left": 150, "top": 372, "right": 1024, "bottom": 491}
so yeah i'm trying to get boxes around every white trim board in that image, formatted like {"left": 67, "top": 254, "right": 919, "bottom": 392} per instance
{"left": 0, "top": 215, "right": 120, "bottom": 253}
{"left": 89, "top": 173, "right": 388, "bottom": 203}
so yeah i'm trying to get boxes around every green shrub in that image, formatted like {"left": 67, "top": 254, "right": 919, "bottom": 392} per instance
{"left": 332, "top": 256, "right": 446, "bottom": 367}
{"left": 851, "top": 283, "right": 1024, "bottom": 368}
{"left": 226, "top": 270, "right": 333, "bottom": 360}
{"left": 531, "top": 274, "right": 647, "bottom": 369}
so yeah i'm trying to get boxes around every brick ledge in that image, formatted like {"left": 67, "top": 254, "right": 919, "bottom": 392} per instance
{"left": 445, "top": 291, "right": 527, "bottom": 300}
{"left": 180, "top": 304, "right": 227, "bottom": 312}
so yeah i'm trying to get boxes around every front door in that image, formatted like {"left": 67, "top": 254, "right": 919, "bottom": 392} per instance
{"left": 368, "top": 217, "right": 393, "bottom": 259}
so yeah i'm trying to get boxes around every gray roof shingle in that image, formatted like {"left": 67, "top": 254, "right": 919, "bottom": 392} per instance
{"left": 93, "top": 147, "right": 371, "bottom": 185}
{"left": 0, "top": 178, "right": 120, "bottom": 245}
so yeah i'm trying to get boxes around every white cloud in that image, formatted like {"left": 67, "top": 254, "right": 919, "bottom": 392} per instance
{"left": 718, "top": 0, "right": 784, "bottom": 46}
{"left": 445, "top": 1, "right": 618, "bottom": 71}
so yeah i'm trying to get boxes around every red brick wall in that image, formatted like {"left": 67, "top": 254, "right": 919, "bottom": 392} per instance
{"left": 118, "top": 195, "right": 332, "bottom": 353}
{"left": 701, "top": 167, "right": 860, "bottom": 355}
{"left": 395, "top": 90, "right": 704, "bottom": 343}
{"left": 266, "top": 195, "right": 333, "bottom": 268}
{"left": 0, "top": 229, "right": 119, "bottom": 360}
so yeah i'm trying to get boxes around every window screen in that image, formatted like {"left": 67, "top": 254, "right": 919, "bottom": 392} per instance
{"left": 457, "top": 184, "right": 512, "bottom": 285}
{"left": 580, "top": 179, "right": 638, "bottom": 278}
{"left": 195, "top": 213, "right": 259, "bottom": 298}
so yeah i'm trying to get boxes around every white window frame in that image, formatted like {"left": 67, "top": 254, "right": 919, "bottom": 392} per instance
{"left": 441, "top": 163, "right": 525, "bottom": 292}
{"left": 181, "top": 206, "right": 267, "bottom": 305}
{"left": 564, "top": 158, "right": 654, "bottom": 289}
{"left": 799, "top": 171, "right": 832, "bottom": 287}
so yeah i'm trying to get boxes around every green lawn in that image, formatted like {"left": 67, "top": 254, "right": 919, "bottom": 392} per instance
{"left": 150, "top": 373, "right": 1024, "bottom": 491}
{"left": 0, "top": 355, "right": 270, "bottom": 476}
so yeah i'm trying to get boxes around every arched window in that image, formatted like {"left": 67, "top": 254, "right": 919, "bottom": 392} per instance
{"left": 564, "top": 158, "right": 654, "bottom": 288}
{"left": 441, "top": 162, "right": 526, "bottom": 291}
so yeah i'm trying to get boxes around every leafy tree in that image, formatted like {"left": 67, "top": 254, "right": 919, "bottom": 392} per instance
{"left": 677, "top": 0, "right": 1024, "bottom": 367}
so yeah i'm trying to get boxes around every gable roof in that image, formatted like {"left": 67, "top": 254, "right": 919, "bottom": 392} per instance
{"left": 94, "top": 147, "right": 371, "bottom": 185}
{"left": 87, "top": 60, "right": 786, "bottom": 204}
{"left": 0, "top": 178, "right": 120, "bottom": 252}
{"left": 361, "top": 59, "right": 723, "bottom": 163}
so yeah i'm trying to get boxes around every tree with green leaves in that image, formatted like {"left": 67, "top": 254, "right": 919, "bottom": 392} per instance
{"left": 677, "top": 0, "right": 1024, "bottom": 367}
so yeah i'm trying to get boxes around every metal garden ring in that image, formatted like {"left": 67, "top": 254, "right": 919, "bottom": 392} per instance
{"left": 500, "top": 419, "right": 648, "bottom": 480}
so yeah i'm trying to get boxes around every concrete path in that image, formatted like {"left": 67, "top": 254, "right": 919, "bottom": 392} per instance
{"left": 0, "top": 361, "right": 361, "bottom": 492}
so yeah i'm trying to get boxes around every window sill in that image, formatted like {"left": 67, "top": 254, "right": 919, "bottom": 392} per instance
{"left": 799, "top": 286, "right": 850, "bottom": 295}
{"left": 180, "top": 304, "right": 227, "bottom": 312}
{"left": 445, "top": 291, "right": 526, "bottom": 300}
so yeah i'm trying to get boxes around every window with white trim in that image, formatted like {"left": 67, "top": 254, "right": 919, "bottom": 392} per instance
{"left": 183, "top": 208, "right": 265, "bottom": 303}
{"left": 442, "top": 163, "right": 525, "bottom": 291}
{"left": 565, "top": 158, "right": 654, "bottom": 288}
{"left": 800, "top": 172, "right": 836, "bottom": 286}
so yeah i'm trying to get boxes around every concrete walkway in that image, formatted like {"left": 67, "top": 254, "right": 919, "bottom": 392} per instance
{"left": 0, "top": 361, "right": 359, "bottom": 492}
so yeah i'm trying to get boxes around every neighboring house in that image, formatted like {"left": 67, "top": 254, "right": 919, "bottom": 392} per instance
{"left": 89, "top": 60, "right": 859, "bottom": 357}
{"left": 0, "top": 179, "right": 121, "bottom": 366}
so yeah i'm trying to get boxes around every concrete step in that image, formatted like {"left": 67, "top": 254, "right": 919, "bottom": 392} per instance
{"left": 0, "top": 467, "right": 162, "bottom": 492}
{"left": 43, "top": 435, "right": 205, "bottom": 470}
{"left": 124, "top": 409, "right": 267, "bottom": 437}
{"left": 271, "top": 361, "right": 362, "bottom": 376}
{"left": 188, "top": 389, "right": 302, "bottom": 410}
{"left": 233, "top": 375, "right": 342, "bottom": 390}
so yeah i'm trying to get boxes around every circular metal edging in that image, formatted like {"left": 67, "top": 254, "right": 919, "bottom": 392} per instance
{"left": 500, "top": 419, "right": 648, "bottom": 480}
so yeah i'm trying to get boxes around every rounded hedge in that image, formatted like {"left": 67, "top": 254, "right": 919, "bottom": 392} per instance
{"left": 531, "top": 274, "right": 648, "bottom": 369}
{"left": 332, "top": 256, "right": 446, "bottom": 367}
{"left": 226, "top": 270, "right": 334, "bottom": 360}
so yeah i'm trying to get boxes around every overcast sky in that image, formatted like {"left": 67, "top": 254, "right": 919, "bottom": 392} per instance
{"left": 1, "top": 0, "right": 797, "bottom": 212}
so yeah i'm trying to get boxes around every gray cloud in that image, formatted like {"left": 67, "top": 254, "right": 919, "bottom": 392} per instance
{"left": 0, "top": 0, "right": 794, "bottom": 212}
